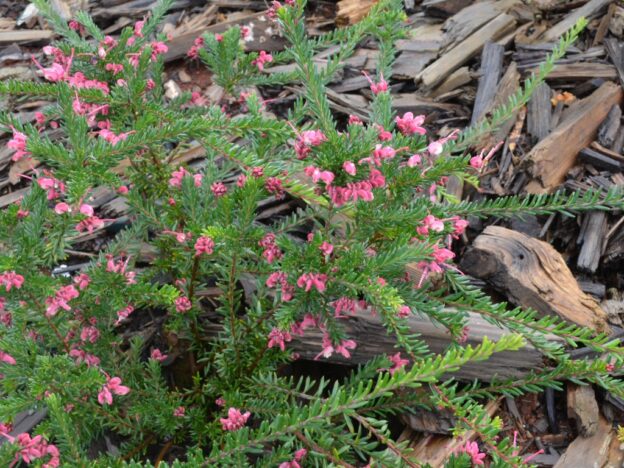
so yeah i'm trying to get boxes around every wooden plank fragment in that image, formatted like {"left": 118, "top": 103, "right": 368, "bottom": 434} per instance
{"left": 577, "top": 211, "right": 607, "bottom": 274}
{"left": 418, "top": 13, "right": 516, "bottom": 88}
{"left": 471, "top": 42, "right": 505, "bottom": 125}
{"left": 460, "top": 226, "right": 612, "bottom": 333}
{"left": 336, "top": 0, "right": 378, "bottom": 26}
{"left": 527, "top": 82, "right": 552, "bottom": 143}
{"left": 164, "top": 12, "right": 286, "bottom": 62}
{"left": 598, "top": 104, "right": 622, "bottom": 147}
{"left": 553, "top": 416, "right": 614, "bottom": 468}
{"left": 0, "top": 30, "right": 54, "bottom": 44}
{"left": 567, "top": 384, "right": 599, "bottom": 437}
{"left": 542, "top": 0, "right": 613, "bottom": 42}
{"left": 523, "top": 81, "right": 623, "bottom": 193}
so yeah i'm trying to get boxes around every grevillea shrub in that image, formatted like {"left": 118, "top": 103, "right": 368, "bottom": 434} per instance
{"left": 0, "top": 1, "right": 622, "bottom": 466}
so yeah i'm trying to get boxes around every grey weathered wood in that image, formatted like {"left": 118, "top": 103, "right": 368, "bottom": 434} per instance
{"left": 418, "top": 13, "right": 516, "bottom": 88}
{"left": 605, "top": 38, "right": 624, "bottom": 89}
{"left": 202, "top": 308, "right": 545, "bottom": 381}
{"left": 567, "top": 384, "right": 599, "bottom": 437}
{"left": 527, "top": 83, "right": 552, "bottom": 143}
{"left": 422, "top": 0, "right": 473, "bottom": 18}
{"left": 577, "top": 211, "right": 607, "bottom": 274}
{"left": 612, "top": 126, "right": 624, "bottom": 154}
{"left": 598, "top": 105, "right": 622, "bottom": 147}
{"left": 542, "top": 0, "right": 613, "bottom": 42}
{"left": 0, "top": 30, "right": 54, "bottom": 44}
{"left": 471, "top": 42, "right": 505, "bottom": 125}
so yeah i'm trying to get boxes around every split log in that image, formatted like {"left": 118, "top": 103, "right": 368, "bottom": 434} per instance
{"left": 471, "top": 42, "right": 505, "bottom": 125}
{"left": 418, "top": 13, "right": 516, "bottom": 89}
{"left": 460, "top": 226, "right": 611, "bottom": 333}
{"left": 523, "top": 81, "right": 623, "bottom": 193}
{"left": 542, "top": 0, "right": 613, "bottom": 42}
{"left": 579, "top": 147, "right": 624, "bottom": 173}
{"left": 553, "top": 416, "right": 617, "bottom": 468}
{"left": 567, "top": 384, "right": 599, "bottom": 437}
{"left": 527, "top": 82, "right": 552, "bottom": 143}
{"left": 202, "top": 308, "right": 545, "bottom": 381}
{"left": 577, "top": 211, "right": 607, "bottom": 274}
{"left": 336, "top": 0, "right": 378, "bottom": 26}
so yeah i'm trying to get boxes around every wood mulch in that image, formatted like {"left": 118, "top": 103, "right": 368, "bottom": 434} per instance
{"left": 2, "top": 0, "right": 624, "bottom": 465}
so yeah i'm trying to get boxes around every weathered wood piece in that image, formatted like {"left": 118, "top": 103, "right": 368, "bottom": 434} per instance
{"left": 202, "top": 308, "right": 544, "bottom": 381}
{"left": 164, "top": 12, "right": 286, "bottom": 62}
{"left": 577, "top": 211, "right": 607, "bottom": 274}
{"left": 471, "top": 42, "right": 505, "bottom": 125}
{"left": 542, "top": 0, "right": 613, "bottom": 42}
{"left": 400, "top": 399, "right": 501, "bottom": 467}
{"left": 418, "top": 13, "right": 516, "bottom": 88}
{"left": 336, "top": 0, "right": 378, "bottom": 26}
{"left": 429, "top": 66, "right": 471, "bottom": 97}
{"left": 567, "top": 384, "right": 600, "bottom": 437}
{"left": 579, "top": 147, "right": 624, "bottom": 172}
{"left": 605, "top": 38, "right": 624, "bottom": 89}
{"left": 553, "top": 416, "right": 615, "bottom": 468}
{"left": 0, "top": 30, "right": 54, "bottom": 44}
{"left": 524, "top": 81, "right": 623, "bottom": 193}
{"left": 422, "top": 0, "right": 473, "bottom": 18}
{"left": 527, "top": 82, "right": 552, "bottom": 143}
{"left": 460, "top": 226, "right": 612, "bottom": 333}
{"left": 598, "top": 105, "right": 622, "bottom": 147}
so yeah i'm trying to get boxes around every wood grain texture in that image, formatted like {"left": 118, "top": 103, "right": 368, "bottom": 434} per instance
{"left": 460, "top": 226, "right": 611, "bottom": 333}
{"left": 523, "top": 81, "right": 623, "bottom": 193}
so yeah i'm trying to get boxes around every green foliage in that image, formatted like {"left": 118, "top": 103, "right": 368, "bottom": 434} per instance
{"left": 0, "top": 1, "right": 619, "bottom": 467}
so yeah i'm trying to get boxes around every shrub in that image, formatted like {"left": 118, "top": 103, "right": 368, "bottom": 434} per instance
{"left": 0, "top": 0, "right": 622, "bottom": 466}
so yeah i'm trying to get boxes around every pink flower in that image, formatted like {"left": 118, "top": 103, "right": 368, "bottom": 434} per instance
{"left": 265, "top": 177, "right": 285, "bottom": 199}
{"left": 343, "top": 161, "right": 356, "bottom": 175}
{"left": 17, "top": 209, "right": 29, "bottom": 219}
{"left": 99, "top": 129, "right": 130, "bottom": 145}
{"left": 211, "top": 182, "right": 227, "bottom": 197}
{"left": 80, "top": 326, "right": 100, "bottom": 344}
{"left": 407, "top": 154, "right": 422, "bottom": 167}
{"left": 469, "top": 155, "right": 484, "bottom": 169}
{"left": 267, "top": 328, "right": 292, "bottom": 351}
{"left": 363, "top": 71, "right": 388, "bottom": 94}
{"left": 387, "top": 352, "right": 409, "bottom": 374}
{"left": 0, "top": 351, "right": 16, "bottom": 365}
{"left": 332, "top": 297, "right": 356, "bottom": 318}
{"left": 296, "top": 273, "right": 327, "bottom": 293}
{"left": 195, "top": 236, "right": 215, "bottom": 256}
{"left": 215, "top": 397, "right": 226, "bottom": 407}
{"left": 378, "top": 128, "right": 392, "bottom": 141}
{"left": 146, "top": 79, "right": 155, "bottom": 90}
{"left": 319, "top": 241, "right": 333, "bottom": 256}
{"left": 220, "top": 407, "right": 251, "bottom": 431}
{"left": 368, "top": 168, "right": 385, "bottom": 188}
{"left": 150, "top": 41, "right": 169, "bottom": 60}
{"left": 105, "top": 63, "right": 123, "bottom": 75}
{"left": 98, "top": 376, "right": 130, "bottom": 406}
{"left": 175, "top": 296, "right": 192, "bottom": 313}
{"left": 348, "top": 114, "right": 363, "bottom": 125}
{"left": 173, "top": 406, "right": 185, "bottom": 417}
{"left": 54, "top": 202, "right": 70, "bottom": 214}
{"left": 315, "top": 334, "right": 356, "bottom": 360}
{"left": 417, "top": 214, "right": 445, "bottom": 236}
{"left": 37, "top": 176, "right": 66, "bottom": 200}
{"left": 252, "top": 50, "right": 273, "bottom": 71}
{"left": 458, "top": 441, "right": 486, "bottom": 466}
{"left": 432, "top": 245, "right": 455, "bottom": 264}
{"left": 266, "top": 272, "right": 288, "bottom": 288}
{"left": 44, "top": 285, "right": 79, "bottom": 317}
{"left": 215, "top": 33, "right": 224, "bottom": 42}
{"left": 279, "top": 448, "right": 307, "bottom": 468}
{"left": 428, "top": 129, "right": 459, "bottom": 156}
{"left": 395, "top": 112, "right": 426, "bottom": 136}
{"left": 397, "top": 305, "right": 410, "bottom": 318}
{"left": 73, "top": 273, "right": 91, "bottom": 290}
{"left": 372, "top": 144, "right": 396, "bottom": 165}
{"left": 451, "top": 217, "right": 469, "bottom": 236}
{"left": 114, "top": 305, "right": 134, "bottom": 325}
{"left": 304, "top": 166, "right": 334, "bottom": 186}
{"left": 7, "top": 128, "right": 30, "bottom": 162}
{"left": 79, "top": 204, "right": 94, "bottom": 217}
{"left": 0, "top": 271, "right": 24, "bottom": 292}
{"left": 75, "top": 216, "right": 105, "bottom": 233}
{"left": 134, "top": 20, "right": 145, "bottom": 37}
{"left": 150, "top": 349, "right": 168, "bottom": 362}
